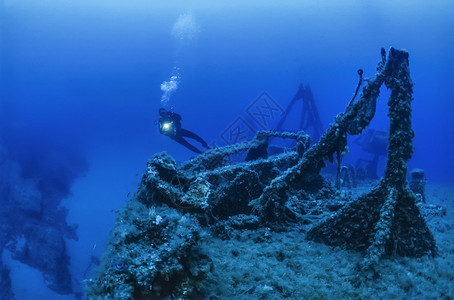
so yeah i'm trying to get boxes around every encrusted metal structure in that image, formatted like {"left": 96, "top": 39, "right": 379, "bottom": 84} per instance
{"left": 306, "top": 49, "right": 436, "bottom": 265}
{"left": 87, "top": 48, "right": 436, "bottom": 299}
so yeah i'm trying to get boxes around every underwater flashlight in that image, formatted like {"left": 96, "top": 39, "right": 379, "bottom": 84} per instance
{"left": 161, "top": 121, "right": 175, "bottom": 136}
{"left": 163, "top": 122, "right": 172, "bottom": 130}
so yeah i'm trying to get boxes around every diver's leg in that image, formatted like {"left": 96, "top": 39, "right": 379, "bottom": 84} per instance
{"left": 180, "top": 129, "right": 209, "bottom": 148}
{"left": 171, "top": 135, "right": 203, "bottom": 154}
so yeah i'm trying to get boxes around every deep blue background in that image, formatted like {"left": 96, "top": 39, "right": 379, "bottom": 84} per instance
{"left": 1, "top": 0, "right": 453, "bottom": 297}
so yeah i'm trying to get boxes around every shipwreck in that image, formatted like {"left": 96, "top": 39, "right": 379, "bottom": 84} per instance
{"left": 86, "top": 48, "right": 436, "bottom": 299}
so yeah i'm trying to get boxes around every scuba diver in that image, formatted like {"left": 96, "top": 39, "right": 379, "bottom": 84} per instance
{"left": 158, "top": 108, "right": 210, "bottom": 154}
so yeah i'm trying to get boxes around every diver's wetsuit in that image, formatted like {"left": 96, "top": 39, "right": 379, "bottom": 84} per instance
{"left": 158, "top": 108, "right": 209, "bottom": 154}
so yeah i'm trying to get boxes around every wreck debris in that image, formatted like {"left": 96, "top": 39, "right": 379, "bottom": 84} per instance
{"left": 181, "top": 130, "right": 311, "bottom": 173}
{"left": 409, "top": 168, "right": 426, "bottom": 202}
{"left": 249, "top": 49, "right": 387, "bottom": 221}
{"left": 348, "top": 68, "right": 364, "bottom": 106}
{"left": 86, "top": 203, "right": 211, "bottom": 299}
{"left": 276, "top": 84, "right": 324, "bottom": 141}
{"left": 86, "top": 130, "right": 313, "bottom": 298}
{"left": 336, "top": 165, "right": 357, "bottom": 189}
{"left": 306, "top": 48, "right": 436, "bottom": 264}
{"left": 140, "top": 130, "right": 312, "bottom": 220}
{"left": 87, "top": 48, "right": 436, "bottom": 298}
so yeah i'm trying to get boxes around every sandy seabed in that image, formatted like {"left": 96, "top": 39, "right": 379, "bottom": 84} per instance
{"left": 200, "top": 182, "right": 454, "bottom": 299}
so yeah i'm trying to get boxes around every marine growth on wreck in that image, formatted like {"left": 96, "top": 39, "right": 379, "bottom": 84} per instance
{"left": 86, "top": 48, "right": 437, "bottom": 299}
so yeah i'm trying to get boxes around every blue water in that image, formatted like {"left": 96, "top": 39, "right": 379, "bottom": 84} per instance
{"left": 1, "top": 0, "right": 453, "bottom": 298}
